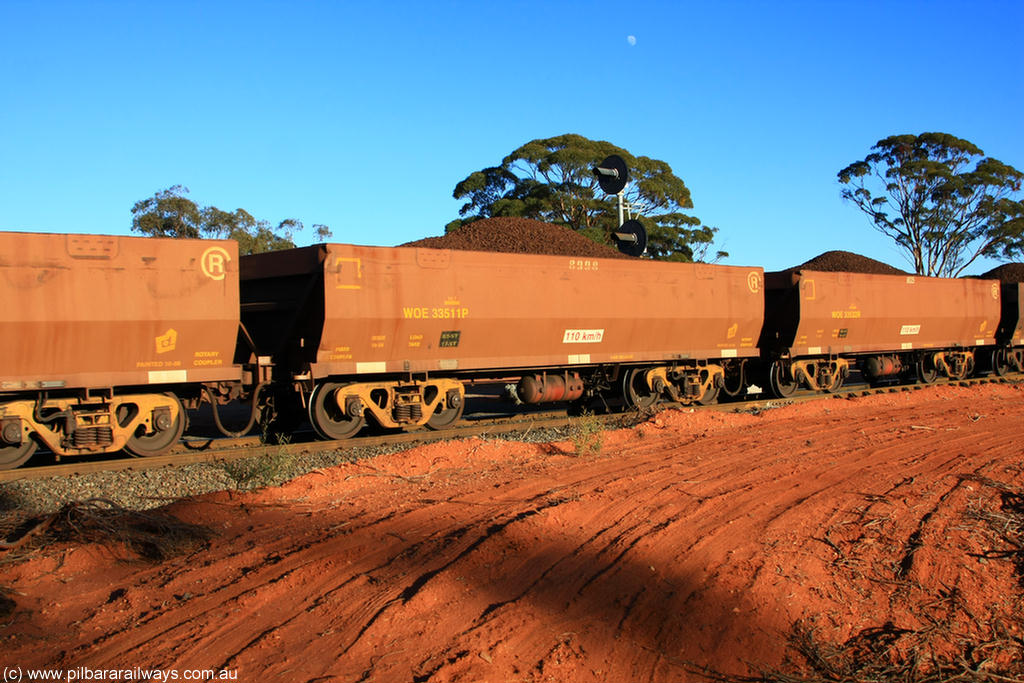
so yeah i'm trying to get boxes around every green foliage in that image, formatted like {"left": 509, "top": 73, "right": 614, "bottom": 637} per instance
{"left": 130, "top": 185, "right": 204, "bottom": 239}
{"left": 643, "top": 214, "right": 727, "bottom": 262}
{"left": 568, "top": 410, "right": 604, "bottom": 456}
{"left": 450, "top": 134, "right": 726, "bottom": 262}
{"left": 131, "top": 186, "right": 333, "bottom": 255}
{"left": 838, "top": 132, "right": 1024, "bottom": 276}
{"left": 217, "top": 449, "right": 294, "bottom": 489}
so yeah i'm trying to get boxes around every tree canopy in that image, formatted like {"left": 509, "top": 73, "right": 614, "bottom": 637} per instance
{"left": 448, "top": 134, "right": 725, "bottom": 262}
{"left": 838, "top": 133, "right": 1024, "bottom": 277}
{"left": 131, "top": 185, "right": 332, "bottom": 255}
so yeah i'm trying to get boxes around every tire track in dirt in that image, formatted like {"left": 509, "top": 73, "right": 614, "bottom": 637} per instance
{"left": 349, "top": 391, "right": 1022, "bottom": 680}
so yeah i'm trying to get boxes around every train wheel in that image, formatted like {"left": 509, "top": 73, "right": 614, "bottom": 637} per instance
{"left": 124, "top": 394, "right": 186, "bottom": 457}
{"left": 426, "top": 399, "right": 464, "bottom": 430}
{"left": 768, "top": 361, "right": 798, "bottom": 398}
{"left": 309, "top": 382, "right": 365, "bottom": 440}
{"left": 824, "top": 370, "right": 844, "bottom": 394}
{"left": 993, "top": 349, "right": 1012, "bottom": 378}
{"left": 622, "top": 368, "right": 660, "bottom": 410}
{"left": 947, "top": 356, "right": 968, "bottom": 380}
{"left": 0, "top": 439, "right": 38, "bottom": 470}
{"left": 697, "top": 383, "right": 720, "bottom": 405}
{"left": 917, "top": 358, "right": 938, "bottom": 384}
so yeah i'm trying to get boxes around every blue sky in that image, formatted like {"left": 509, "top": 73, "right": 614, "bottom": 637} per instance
{"left": 2, "top": 0, "right": 1022, "bottom": 273}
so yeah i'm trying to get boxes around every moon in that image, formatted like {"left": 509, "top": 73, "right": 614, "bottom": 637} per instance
{"left": 627, "top": 35, "right": 637, "bottom": 46}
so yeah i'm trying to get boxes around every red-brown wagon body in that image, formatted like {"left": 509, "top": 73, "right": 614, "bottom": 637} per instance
{"left": 762, "top": 270, "right": 1000, "bottom": 355}
{"left": 994, "top": 282, "right": 1024, "bottom": 375}
{"left": 241, "top": 243, "right": 765, "bottom": 435}
{"left": 241, "top": 243, "right": 765, "bottom": 375}
{"left": 0, "top": 233, "right": 242, "bottom": 465}
{"left": 996, "top": 282, "right": 1024, "bottom": 346}
{"left": 759, "top": 269, "right": 1001, "bottom": 392}
{"left": 0, "top": 233, "right": 242, "bottom": 389}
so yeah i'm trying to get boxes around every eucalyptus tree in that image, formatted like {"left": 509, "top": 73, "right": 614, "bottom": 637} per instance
{"left": 131, "top": 186, "right": 331, "bottom": 254}
{"left": 838, "top": 133, "right": 1024, "bottom": 276}
{"left": 449, "top": 134, "right": 725, "bottom": 262}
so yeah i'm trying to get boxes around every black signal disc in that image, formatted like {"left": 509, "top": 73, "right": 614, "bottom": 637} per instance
{"left": 594, "top": 155, "right": 628, "bottom": 194}
{"left": 614, "top": 219, "right": 647, "bottom": 257}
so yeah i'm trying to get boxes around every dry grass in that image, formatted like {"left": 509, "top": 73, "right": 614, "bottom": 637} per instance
{"left": 1, "top": 497, "right": 214, "bottom": 562}
{"left": 762, "top": 475, "right": 1024, "bottom": 683}
{"left": 961, "top": 474, "right": 1024, "bottom": 585}
{"left": 772, "top": 616, "right": 1023, "bottom": 683}
{"left": 690, "top": 475, "right": 1024, "bottom": 683}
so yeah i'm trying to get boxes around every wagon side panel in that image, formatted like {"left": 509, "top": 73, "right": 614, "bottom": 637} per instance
{"left": 768, "top": 270, "right": 1000, "bottom": 356}
{"left": 0, "top": 233, "right": 241, "bottom": 391}
{"left": 312, "top": 245, "right": 765, "bottom": 377}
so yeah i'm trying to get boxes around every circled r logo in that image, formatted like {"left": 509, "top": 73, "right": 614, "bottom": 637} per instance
{"left": 747, "top": 271, "right": 762, "bottom": 294}
{"left": 201, "top": 246, "right": 231, "bottom": 281}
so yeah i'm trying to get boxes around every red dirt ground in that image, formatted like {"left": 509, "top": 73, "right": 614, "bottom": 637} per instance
{"left": 2, "top": 384, "right": 1023, "bottom": 682}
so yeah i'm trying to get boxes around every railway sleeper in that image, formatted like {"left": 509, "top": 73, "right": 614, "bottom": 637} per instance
{"left": 0, "top": 392, "right": 185, "bottom": 465}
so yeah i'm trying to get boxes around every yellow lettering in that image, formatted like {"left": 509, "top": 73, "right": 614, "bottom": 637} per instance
{"left": 402, "top": 307, "right": 430, "bottom": 319}
{"left": 404, "top": 305, "right": 470, "bottom": 319}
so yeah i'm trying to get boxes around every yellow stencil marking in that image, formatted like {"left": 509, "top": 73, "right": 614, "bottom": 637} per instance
{"left": 801, "top": 278, "right": 816, "bottom": 300}
{"left": 335, "top": 257, "right": 363, "bottom": 289}
{"left": 201, "top": 247, "right": 231, "bottom": 281}
{"left": 747, "top": 271, "right": 762, "bottom": 294}
{"left": 155, "top": 329, "right": 177, "bottom": 354}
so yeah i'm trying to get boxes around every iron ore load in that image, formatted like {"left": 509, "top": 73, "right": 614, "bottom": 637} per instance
{"left": 1, "top": 226, "right": 1023, "bottom": 470}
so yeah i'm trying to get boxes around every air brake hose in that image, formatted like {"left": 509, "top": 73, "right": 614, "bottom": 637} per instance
{"left": 204, "top": 383, "right": 266, "bottom": 438}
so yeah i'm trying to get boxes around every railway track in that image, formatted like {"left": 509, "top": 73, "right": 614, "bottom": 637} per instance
{"left": 0, "top": 375, "right": 1016, "bottom": 484}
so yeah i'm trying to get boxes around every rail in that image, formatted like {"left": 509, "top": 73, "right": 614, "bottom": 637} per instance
{"left": 0, "top": 375, "right": 1015, "bottom": 484}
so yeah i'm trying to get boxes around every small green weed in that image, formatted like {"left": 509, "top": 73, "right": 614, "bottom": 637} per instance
{"left": 568, "top": 411, "right": 604, "bottom": 456}
{"left": 218, "top": 449, "right": 294, "bottom": 489}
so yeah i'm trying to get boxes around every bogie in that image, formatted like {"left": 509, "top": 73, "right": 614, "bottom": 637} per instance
{"left": 306, "top": 378, "right": 465, "bottom": 439}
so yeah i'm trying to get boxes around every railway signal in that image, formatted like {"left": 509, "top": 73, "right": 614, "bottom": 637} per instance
{"left": 593, "top": 155, "right": 647, "bottom": 256}
{"left": 613, "top": 219, "right": 648, "bottom": 257}
{"left": 593, "top": 155, "right": 628, "bottom": 195}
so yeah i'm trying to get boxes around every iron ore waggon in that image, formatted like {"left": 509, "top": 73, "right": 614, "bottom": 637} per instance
{"left": 2, "top": 230, "right": 1021, "bottom": 471}
{"left": 239, "top": 244, "right": 766, "bottom": 438}
{"left": 758, "top": 269, "right": 1002, "bottom": 396}
{"left": 0, "top": 233, "right": 245, "bottom": 468}
{"left": 994, "top": 281, "right": 1024, "bottom": 375}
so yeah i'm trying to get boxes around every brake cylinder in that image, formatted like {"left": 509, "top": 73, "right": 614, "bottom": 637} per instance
{"left": 863, "top": 355, "right": 902, "bottom": 379}
{"left": 517, "top": 372, "right": 584, "bottom": 403}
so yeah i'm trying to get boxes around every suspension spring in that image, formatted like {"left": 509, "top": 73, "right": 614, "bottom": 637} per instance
{"left": 71, "top": 426, "right": 114, "bottom": 448}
